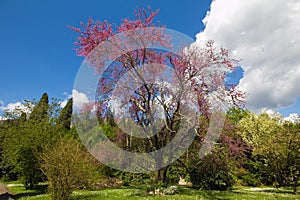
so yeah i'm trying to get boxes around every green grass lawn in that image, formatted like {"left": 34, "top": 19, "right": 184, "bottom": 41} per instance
{"left": 5, "top": 183, "right": 300, "bottom": 200}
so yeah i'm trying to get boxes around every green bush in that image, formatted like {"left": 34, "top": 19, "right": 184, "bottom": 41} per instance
{"left": 40, "top": 137, "right": 98, "bottom": 200}
{"left": 188, "top": 152, "right": 234, "bottom": 190}
{"left": 114, "top": 171, "right": 152, "bottom": 186}
{"left": 241, "top": 172, "right": 261, "bottom": 186}
{"left": 165, "top": 164, "right": 187, "bottom": 185}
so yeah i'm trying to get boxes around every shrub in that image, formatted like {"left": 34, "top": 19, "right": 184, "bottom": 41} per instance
{"left": 188, "top": 152, "right": 234, "bottom": 190}
{"left": 241, "top": 172, "right": 261, "bottom": 186}
{"left": 40, "top": 137, "right": 98, "bottom": 200}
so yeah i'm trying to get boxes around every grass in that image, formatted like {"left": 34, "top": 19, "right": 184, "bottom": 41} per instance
{"left": 4, "top": 183, "right": 300, "bottom": 200}
{"left": 3, "top": 181, "right": 48, "bottom": 200}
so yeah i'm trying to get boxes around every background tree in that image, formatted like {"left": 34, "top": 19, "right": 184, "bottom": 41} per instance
{"left": 1, "top": 93, "right": 61, "bottom": 188}
{"left": 184, "top": 110, "right": 250, "bottom": 190}
{"left": 0, "top": 107, "right": 32, "bottom": 181}
{"left": 238, "top": 111, "right": 300, "bottom": 193}
{"left": 57, "top": 98, "right": 73, "bottom": 130}
{"left": 29, "top": 93, "right": 49, "bottom": 121}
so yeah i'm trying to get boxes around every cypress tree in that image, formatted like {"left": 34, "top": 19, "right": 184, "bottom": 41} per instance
{"left": 57, "top": 98, "right": 73, "bottom": 130}
{"left": 18, "top": 112, "right": 27, "bottom": 123}
{"left": 29, "top": 93, "right": 49, "bottom": 121}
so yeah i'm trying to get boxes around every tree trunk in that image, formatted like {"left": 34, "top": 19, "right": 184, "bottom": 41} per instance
{"left": 155, "top": 166, "right": 168, "bottom": 183}
{"left": 293, "top": 181, "right": 298, "bottom": 194}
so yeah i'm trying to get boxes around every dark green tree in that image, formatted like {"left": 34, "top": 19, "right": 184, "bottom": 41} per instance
{"left": 1, "top": 94, "right": 64, "bottom": 189}
{"left": 57, "top": 98, "right": 73, "bottom": 130}
{"left": 0, "top": 113, "right": 26, "bottom": 181}
{"left": 2, "top": 120, "right": 57, "bottom": 189}
{"left": 29, "top": 93, "right": 49, "bottom": 121}
{"left": 18, "top": 112, "right": 27, "bottom": 123}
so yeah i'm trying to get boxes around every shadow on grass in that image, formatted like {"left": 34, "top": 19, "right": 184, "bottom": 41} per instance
{"left": 13, "top": 184, "right": 48, "bottom": 199}
{"left": 0, "top": 193, "right": 14, "bottom": 200}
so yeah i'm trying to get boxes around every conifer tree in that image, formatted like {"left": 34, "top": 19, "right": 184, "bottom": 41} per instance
{"left": 57, "top": 98, "right": 73, "bottom": 130}
{"left": 18, "top": 112, "right": 27, "bottom": 123}
{"left": 29, "top": 93, "right": 49, "bottom": 121}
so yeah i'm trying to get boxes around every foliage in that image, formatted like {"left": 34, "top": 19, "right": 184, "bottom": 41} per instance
{"left": 2, "top": 119, "right": 57, "bottom": 189}
{"left": 241, "top": 172, "right": 261, "bottom": 187}
{"left": 182, "top": 111, "right": 250, "bottom": 191}
{"left": 239, "top": 111, "right": 300, "bottom": 193}
{"left": 165, "top": 163, "right": 187, "bottom": 185}
{"left": 188, "top": 149, "right": 234, "bottom": 190}
{"left": 56, "top": 98, "right": 73, "bottom": 130}
{"left": 0, "top": 93, "right": 72, "bottom": 189}
{"left": 40, "top": 136, "right": 99, "bottom": 200}
{"left": 29, "top": 93, "right": 49, "bottom": 121}
{"left": 1, "top": 94, "right": 57, "bottom": 188}
{"left": 0, "top": 105, "right": 32, "bottom": 180}
{"left": 226, "top": 107, "right": 250, "bottom": 123}
{"left": 113, "top": 171, "right": 152, "bottom": 186}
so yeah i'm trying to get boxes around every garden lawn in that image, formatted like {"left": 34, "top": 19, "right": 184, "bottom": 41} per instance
{"left": 5, "top": 183, "right": 300, "bottom": 200}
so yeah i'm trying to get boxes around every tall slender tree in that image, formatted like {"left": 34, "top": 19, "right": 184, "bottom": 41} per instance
{"left": 29, "top": 93, "right": 49, "bottom": 121}
{"left": 57, "top": 98, "right": 73, "bottom": 130}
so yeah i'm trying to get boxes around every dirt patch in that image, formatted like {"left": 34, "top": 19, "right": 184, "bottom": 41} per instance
{"left": 0, "top": 183, "right": 14, "bottom": 200}
{"left": 244, "top": 187, "right": 275, "bottom": 191}
{"left": 5, "top": 184, "right": 23, "bottom": 188}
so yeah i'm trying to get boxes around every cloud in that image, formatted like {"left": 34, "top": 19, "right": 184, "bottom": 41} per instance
{"left": 284, "top": 113, "right": 299, "bottom": 122}
{"left": 72, "top": 89, "right": 90, "bottom": 110}
{"left": 0, "top": 90, "right": 89, "bottom": 119}
{"left": 59, "top": 90, "right": 90, "bottom": 112}
{"left": 0, "top": 101, "right": 28, "bottom": 113}
{"left": 59, "top": 99, "right": 68, "bottom": 108}
{"left": 0, "top": 101, "right": 33, "bottom": 119}
{"left": 196, "top": 0, "right": 300, "bottom": 111}
{"left": 64, "top": 90, "right": 89, "bottom": 111}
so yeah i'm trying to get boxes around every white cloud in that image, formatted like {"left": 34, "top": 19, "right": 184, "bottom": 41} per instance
{"left": 59, "top": 90, "right": 90, "bottom": 111}
{"left": 284, "top": 113, "right": 299, "bottom": 122}
{"left": 0, "top": 90, "right": 90, "bottom": 118}
{"left": 71, "top": 90, "right": 90, "bottom": 111}
{"left": 59, "top": 99, "right": 68, "bottom": 108}
{"left": 0, "top": 101, "right": 28, "bottom": 112}
{"left": 196, "top": 0, "right": 300, "bottom": 111}
{"left": 0, "top": 101, "right": 33, "bottom": 119}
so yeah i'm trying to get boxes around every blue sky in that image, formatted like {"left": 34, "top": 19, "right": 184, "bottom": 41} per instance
{"left": 0, "top": 0, "right": 211, "bottom": 113}
{"left": 1, "top": 0, "right": 299, "bottom": 118}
